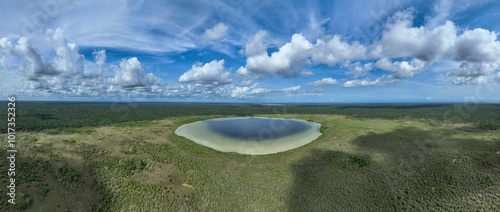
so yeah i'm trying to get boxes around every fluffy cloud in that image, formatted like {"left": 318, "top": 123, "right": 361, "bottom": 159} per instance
{"left": 311, "top": 35, "right": 368, "bottom": 66}
{"left": 178, "top": 59, "right": 232, "bottom": 85}
{"left": 222, "top": 84, "right": 271, "bottom": 98}
{"left": 236, "top": 66, "right": 251, "bottom": 77}
{"left": 279, "top": 85, "right": 301, "bottom": 93}
{"left": 343, "top": 61, "right": 373, "bottom": 78}
{"left": 0, "top": 28, "right": 165, "bottom": 97}
{"left": 335, "top": 58, "right": 426, "bottom": 88}
{"left": 378, "top": 9, "right": 500, "bottom": 65}
{"left": 237, "top": 9, "right": 500, "bottom": 88}
{"left": 373, "top": 9, "right": 500, "bottom": 86}
{"left": 307, "top": 75, "right": 400, "bottom": 88}
{"left": 300, "top": 70, "right": 314, "bottom": 76}
{"left": 163, "top": 83, "right": 271, "bottom": 100}
{"left": 343, "top": 76, "right": 398, "bottom": 88}
{"left": 3, "top": 4, "right": 500, "bottom": 100}
{"left": 0, "top": 28, "right": 279, "bottom": 100}
{"left": 237, "top": 15, "right": 434, "bottom": 84}
{"left": 377, "top": 12, "right": 457, "bottom": 62}
{"left": 242, "top": 30, "right": 267, "bottom": 56}
{"left": 241, "top": 32, "right": 368, "bottom": 79}
{"left": 374, "top": 58, "right": 426, "bottom": 79}
{"left": 201, "top": 23, "right": 229, "bottom": 41}
{"left": 0, "top": 29, "right": 108, "bottom": 95}
{"left": 0, "top": 28, "right": 93, "bottom": 82}
{"left": 109, "top": 57, "right": 162, "bottom": 90}
{"left": 92, "top": 49, "right": 106, "bottom": 74}
{"left": 307, "top": 78, "right": 339, "bottom": 87}
{"left": 245, "top": 33, "right": 313, "bottom": 78}
{"left": 0, "top": 37, "right": 13, "bottom": 70}
{"left": 46, "top": 28, "right": 87, "bottom": 79}
{"left": 446, "top": 62, "right": 498, "bottom": 85}
{"left": 0, "top": 36, "right": 58, "bottom": 78}
{"left": 453, "top": 28, "right": 500, "bottom": 63}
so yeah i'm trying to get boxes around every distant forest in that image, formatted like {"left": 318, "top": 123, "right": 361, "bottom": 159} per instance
{"left": 1, "top": 102, "right": 500, "bottom": 132}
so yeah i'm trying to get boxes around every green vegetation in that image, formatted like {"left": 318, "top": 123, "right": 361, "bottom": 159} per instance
{"left": 340, "top": 154, "right": 372, "bottom": 171}
{"left": 36, "top": 182, "right": 49, "bottom": 197}
{"left": 62, "top": 138, "right": 76, "bottom": 144}
{"left": 54, "top": 164, "right": 81, "bottom": 184}
{"left": 19, "top": 135, "right": 38, "bottom": 143}
{"left": 14, "top": 192, "right": 34, "bottom": 210}
{"left": 114, "top": 158, "right": 147, "bottom": 176}
{"left": 1, "top": 102, "right": 500, "bottom": 133}
{"left": 0, "top": 102, "right": 498, "bottom": 211}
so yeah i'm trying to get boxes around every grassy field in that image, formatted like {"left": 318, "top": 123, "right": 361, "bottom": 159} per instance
{"left": 1, "top": 109, "right": 499, "bottom": 211}
{"left": 2, "top": 102, "right": 500, "bottom": 132}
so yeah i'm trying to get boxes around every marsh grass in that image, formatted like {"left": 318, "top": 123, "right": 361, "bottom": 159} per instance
{"left": 0, "top": 114, "right": 498, "bottom": 211}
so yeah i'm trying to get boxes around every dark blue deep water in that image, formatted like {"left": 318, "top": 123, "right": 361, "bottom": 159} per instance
{"left": 206, "top": 118, "right": 310, "bottom": 141}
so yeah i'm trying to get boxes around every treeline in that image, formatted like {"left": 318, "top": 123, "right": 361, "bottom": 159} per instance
{"left": 1, "top": 102, "right": 499, "bottom": 132}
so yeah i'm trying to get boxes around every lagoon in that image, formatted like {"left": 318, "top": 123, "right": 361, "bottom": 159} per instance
{"left": 175, "top": 117, "right": 322, "bottom": 155}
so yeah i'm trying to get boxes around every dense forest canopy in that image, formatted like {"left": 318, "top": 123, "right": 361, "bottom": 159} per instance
{"left": 1, "top": 102, "right": 500, "bottom": 132}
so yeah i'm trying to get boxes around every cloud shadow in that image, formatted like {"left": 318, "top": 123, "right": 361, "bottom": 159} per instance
{"left": 288, "top": 127, "right": 500, "bottom": 211}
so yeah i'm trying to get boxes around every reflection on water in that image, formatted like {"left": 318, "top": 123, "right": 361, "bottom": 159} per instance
{"left": 175, "top": 117, "right": 322, "bottom": 155}
{"left": 206, "top": 117, "right": 310, "bottom": 141}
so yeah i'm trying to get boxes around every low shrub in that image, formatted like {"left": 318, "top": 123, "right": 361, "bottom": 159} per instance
{"left": 55, "top": 164, "right": 81, "bottom": 183}
{"left": 341, "top": 155, "right": 372, "bottom": 171}
{"left": 62, "top": 138, "right": 77, "bottom": 144}
{"left": 14, "top": 192, "right": 34, "bottom": 210}
{"left": 115, "top": 158, "right": 147, "bottom": 176}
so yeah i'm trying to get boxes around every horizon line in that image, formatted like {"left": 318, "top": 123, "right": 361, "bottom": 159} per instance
{"left": 3, "top": 100, "right": 500, "bottom": 104}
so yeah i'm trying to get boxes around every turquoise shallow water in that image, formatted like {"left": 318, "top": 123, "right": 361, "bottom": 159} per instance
{"left": 175, "top": 117, "right": 322, "bottom": 155}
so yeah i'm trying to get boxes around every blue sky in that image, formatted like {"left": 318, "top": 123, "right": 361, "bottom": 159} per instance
{"left": 1, "top": 0, "right": 500, "bottom": 102}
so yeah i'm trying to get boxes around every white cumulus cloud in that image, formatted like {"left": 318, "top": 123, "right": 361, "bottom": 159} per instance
{"left": 0, "top": 36, "right": 58, "bottom": 78}
{"left": 374, "top": 58, "right": 426, "bottom": 79}
{"left": 46, "top": 28, "right": 86, "bottom": 79}
{"left": 92, "top": 49, "right": 107, "bottom": 74}
{"left": 311, "top": 35, "right": 368, "bottom": 66}
{"left": 453, "top": 28, "right": 500, "bottom": 63}
{"left": 245, "top": 33, "right": 313, "bottom": 78}
{"left": 343, "top": 76, "right": 398, "bottom": 88}
{"left": 343, "top": 61, "right": 373, "bottom": 78}
{"left": 307, "top": 78, "right": 339, "bottom": 87}
{"left": 178, "top": 59, "right": 232, "bottom": 85}
{"left": 109, "top": 57, "right": 162, "bottom": 90}
{"left": 377, "top": 12, "right": 457, "bottom": 62}
{"left": 279, "top": 85, "right": 301, "bottom": 93}
{"left": 0, "top": 28, "right": 166, "bottom": 97}
{"left": 224, "top": 85, "right": 271, "bottom": 98}
{"left": 229, "top": 8, "right": 500, "bottom": 89}
{"left": 201, "top": 23, "right": 229, "bottom": 41}
{"left": 242, "top": 30, "right": 268, "bottom": 56}
{"left": 446, "top": 62, "right": 498, "bottom": 85}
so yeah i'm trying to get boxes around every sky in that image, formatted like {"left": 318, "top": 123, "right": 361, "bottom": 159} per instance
{"left": 1, "top": 0, "right": 500, "bottom": 103}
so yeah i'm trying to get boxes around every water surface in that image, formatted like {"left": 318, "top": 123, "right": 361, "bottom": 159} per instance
{"left": 175, "top": 117, "right": 321, "bottom": 155}
{"left": 206, "top": 117, "right": 310, "bottom": 140}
